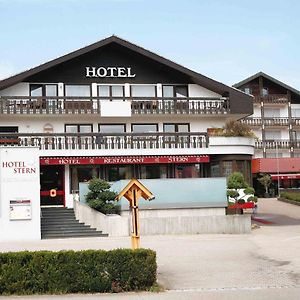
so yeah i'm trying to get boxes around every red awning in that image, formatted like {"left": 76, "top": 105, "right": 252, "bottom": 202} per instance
{"left": 40, "top": 155, "right": 210, "bottom": 166}
{"left": 271, "top": 174, "right": 300, "bottom": 180}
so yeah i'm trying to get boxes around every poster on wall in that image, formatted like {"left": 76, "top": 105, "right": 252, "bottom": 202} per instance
{"left": 9, "top": 200, "right": 32, "bottom": 220}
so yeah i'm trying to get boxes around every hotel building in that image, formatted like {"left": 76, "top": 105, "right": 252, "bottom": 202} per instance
{"left": 0, "top": 36, "right": 253, "bottom": 208}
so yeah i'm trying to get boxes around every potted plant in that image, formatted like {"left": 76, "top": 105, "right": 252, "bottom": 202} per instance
{"left": 257, "top": 173, "right": 272, "bottom": 198}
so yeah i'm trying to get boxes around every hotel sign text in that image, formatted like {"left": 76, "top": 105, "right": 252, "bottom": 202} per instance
{"left": 85, "top": 66, "right": 136, "bottom": 78}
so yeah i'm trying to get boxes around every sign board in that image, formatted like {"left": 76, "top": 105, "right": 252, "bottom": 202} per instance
{"left": 9, "top": 200, "right": 32, "bottom": 220}
{"left": 40, "top": 155, "right": 210, "bottom": 165}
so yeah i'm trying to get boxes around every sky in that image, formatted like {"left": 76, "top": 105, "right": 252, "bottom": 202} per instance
{"left": 0, "top": 0, "right": 300, "bottom": 89}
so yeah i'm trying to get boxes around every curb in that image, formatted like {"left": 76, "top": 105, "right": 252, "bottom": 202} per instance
{"left": 278, "top": 198, "right": 300, "bottom": 206}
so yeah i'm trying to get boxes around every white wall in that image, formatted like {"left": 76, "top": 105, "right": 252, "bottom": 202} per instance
{"left": 0, "top": 83, "right": 29, "bottom": 96}
{"left": 188, "top": 84, "right": 221, "bottom": 97}
{"left": 0, "top": 147, "right": 41, "bottom": 241}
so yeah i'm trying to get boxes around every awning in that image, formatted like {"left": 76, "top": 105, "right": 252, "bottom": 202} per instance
{"left": 40, "top": 155, "right": 210, "bottom": 166}
{"left": 271, "top": 174, "right": 300, "bottom": 180}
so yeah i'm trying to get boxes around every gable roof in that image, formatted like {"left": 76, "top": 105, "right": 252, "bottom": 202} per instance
{"left": 0, "top": 35, "right": 249, "bottom": 100}
{"left": 233, "top": 71, "right": 300, "bottom": 96}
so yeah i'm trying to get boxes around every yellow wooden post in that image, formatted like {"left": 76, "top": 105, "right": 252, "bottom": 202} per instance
{"left": 115, "top": 179, "right": 154, "bottom": 250}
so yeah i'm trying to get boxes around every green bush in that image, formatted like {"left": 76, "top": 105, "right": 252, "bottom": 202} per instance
{"left": 86, "top": 178, "right": 119, "bottom": 214}
{"left": 281, "top": 192, "right": 300, "bottom": 202}
{"left": 0, "top": 249, "right": 157, "bottom": 295}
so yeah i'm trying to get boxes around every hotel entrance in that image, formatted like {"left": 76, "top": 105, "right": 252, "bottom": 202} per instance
{"left": 40, "top": 165, "right": 65, "bottom": 206}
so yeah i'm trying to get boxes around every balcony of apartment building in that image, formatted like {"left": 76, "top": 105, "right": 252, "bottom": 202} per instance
{"left": 255, "top": 139, "right": 300, "bottom": 150}
{"left": 253, "top": 94, "right": 288, "bottom": 105}
{"left": 0, "top": 96, "right": 230, "bottom": 116}
{"left": 242, "top": 117, "right": 291, "bottom": 127}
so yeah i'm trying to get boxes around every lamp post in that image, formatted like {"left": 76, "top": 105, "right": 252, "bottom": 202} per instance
{"left": 275, "top": 141, "right": 280, "bottom": 198}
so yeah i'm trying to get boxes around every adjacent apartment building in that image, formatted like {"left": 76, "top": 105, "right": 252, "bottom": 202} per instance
{"left": 0, "top": 36, "right": 254, "bottom": 208}
{"left": 234, "top": 72, "right": 300, "bottom": 190}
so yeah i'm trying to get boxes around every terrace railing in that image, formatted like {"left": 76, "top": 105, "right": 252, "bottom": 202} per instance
{"left": 0, "top": 96, "right": 229, "bottom": 115}
{"left": 0, "top": 132, "right": 209, "bottom": 150}
{"left": 255, "top": 140, "right": 300, "bottom": 149}
{"left": 253, "top": 94, "right": 288, "bottom": 104}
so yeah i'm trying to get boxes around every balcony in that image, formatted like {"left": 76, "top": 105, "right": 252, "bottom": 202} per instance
{"left": 0, "top": 96, "right": 230, "bottom": 116}
{"left": 242, "top": 117, "right": 290, "bottom": 127}
{"left": 255, "top": 140, "right": 300, "bottom": 149}
{"left": 253, "top": 94, "right": 288, "bottom": 104}
{"left": 0, "top": 132, "right": 209, "bottom": 151}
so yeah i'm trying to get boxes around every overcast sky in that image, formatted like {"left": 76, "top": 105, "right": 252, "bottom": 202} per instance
{"left": 0, "top": 0, "right": 299, "bottom": 88}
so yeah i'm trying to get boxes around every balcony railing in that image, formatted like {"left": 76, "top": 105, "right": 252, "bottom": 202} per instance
{"left": 253, "top": 94, "right": 288, "bottom": 104}
{"left": 0, "top": 96, "right": 230, "bottom": 115}
{"left": 255, "top": 140, "right": 300, "bottom": 149}
{"left": 0, "top": 132, "right": 209, "bottom": 150}
{"left": 243, "top": 117, "right": 290, "bottom": 126}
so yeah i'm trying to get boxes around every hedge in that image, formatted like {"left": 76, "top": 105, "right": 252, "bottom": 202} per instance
{"left": 280, "top": 192, "right": 300, "bottom": 202}
{"left": 0, "top": 248, "right": 157, "bottom": 295}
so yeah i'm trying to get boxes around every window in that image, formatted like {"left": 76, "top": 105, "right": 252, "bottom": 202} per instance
{"left": 65, "top": 85, "right": 91, "bottom": 97}
{"left": 262, "top": 87, "right": 269, "bottom": 97}
{"left": 244, "top": 87, "right": 252, "bottom": 94}
{"left": 65, "top": 124, "right": 93, "bottom": 133}
{"left": 0, "top": 126, "right": 18, "bottom": 133}
{"left": 30, "top": 84, "right": 58, "bottom": 97}
{"left": 131, "top": 85, "right": 156, "bottom": 97}
{"left": 99, "top": 124, "right": 126, "bottom": 133}
{"left": 222, "top": 161, "right": 233, "bottom": 177}
{"left": 107, "top": 165, "right": 133, "bottom": 181}
{"left": 162, "top": 85, "right": 188, "bottom": 97}
{"left": 291, "top": 109, "right": 300, "bottom": 117}
{"left": 163, "top": 123, "right": 190, "bottom": 132}
{"left": 140, "top": 165, "right": 166, "bottom": 179}
{"left": 131, "top": 124, "right": 158, "bottom": 133}
{"left": 265, "top": 130, "right": 281, "bottom": 140}
{"left": 70, "top": 166, "right": 99, "bottom": 192}
{"left": 98, "top": 85, "right": 124, "bottom": 98}
{"left": 0, "top": 126, "right": 19, "bottom": 144}
{"left": 175, "top": 164, "right": 200, "bottom": 178}
{"left": 264, "top": 108, "right": 280, "bottom": 118}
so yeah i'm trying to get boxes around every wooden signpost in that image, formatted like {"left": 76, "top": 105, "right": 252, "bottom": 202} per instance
{"left": 116, "top": 179, "right": 154, "bottom": 250}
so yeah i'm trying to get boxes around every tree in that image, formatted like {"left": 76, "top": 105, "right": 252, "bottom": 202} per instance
{"left": 257, "top": 173, "right": 272, "bottom": 196}
{"left": 227, "top": 172, "right": 257, "bottom": 205}
{"left": 85, "top": 178, "right": 119, "bottom": 214}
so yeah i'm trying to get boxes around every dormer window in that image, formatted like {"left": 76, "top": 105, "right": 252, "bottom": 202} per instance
{"left": 244, "top": 87, "right": 251, "bottom": 94}
{"left": 262, "top": 87, "right": 269, "bottom": 97}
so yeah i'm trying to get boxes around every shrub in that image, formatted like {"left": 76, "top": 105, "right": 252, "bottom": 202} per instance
{"left": 0, "top": 249, "right": 157, "bottom": 295}
{"left": 227, "top": 172, "right": 249, "bottom": 189}
{"left": 280, "top": 192, "right": 300, "bottom": 202}
{"left": 86, "top": 178, "right": 119, "bottom": 214}
{"left": 221, "top": 120, "right": 255, "bottom": 138}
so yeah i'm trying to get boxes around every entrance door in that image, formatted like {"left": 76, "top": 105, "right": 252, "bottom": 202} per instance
{"left": 40, "top": 165, "right": 65, "bottom": 206}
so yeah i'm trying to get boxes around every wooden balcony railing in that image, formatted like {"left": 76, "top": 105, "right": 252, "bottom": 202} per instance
{"left": 243, "top": 117, "right": 300, "bottom": 127}
{"left": 0, "top": 132, "right": 209, "bottom": 150}
{"left": 255, "top": 140, "right": 300, "bottom": 149}
{"left": 241, "top": 118, "right": 263, "bottom": 126}
{"left": 253, "top": 94, "right": 288, "bottom": 104}
{"left": 0, "top": 96, "right": 230, "bottom": 115}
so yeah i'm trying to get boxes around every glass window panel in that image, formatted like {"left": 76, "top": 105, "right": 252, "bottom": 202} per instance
{"left": 131, "top": 85, "right": 156, "bottom": 97}
{"left": 222, "top": 161, "right": 233, "bottom": 177}
{"left": 45, "top": 85, "right": 57, "bottom": 96}
{"left": 111, "top": 85, "right": 124, "bottom": 97}
{"left": 65, "top": 85, "right": 90, "bottom": 97}
{"left": 30, "top": 84, "right": 43, "bottom": 96}
{"left": 265, "top": 131, "right": 281, "bottom": 139}
{"left": 177, "top": 124, "right": 189, "bottom": 132}
{"left": 65, "top": 125, "right": 78, "bottom": 133}
{"left": 132, "top": 124, "right": 158, "bottom": 133}
{"left": 162, "top": 86, "right": 174, "bottom": 97}
{"left": 99, "top": 124, "right": 125, "bottom": 133}
{"left": 244, "top": 87, "right": 251, "bottom": 94}
{"left": 163, "top": 124, "right": 175, "bottom": 132}
{"left": 264, "top": 108, "right": 280, "bottom": 118}
{"left": 175, "top": 164, "right": 199, "bottom": 178}
{"left": 107, "top": 165, "right": 132, "bottom": 181}
{"left": 262, "top": 87, "right": 269, "bottom": 96}
{"left": 98, "top": 85, "right": 110, "bottom": 97}
{"left": 79, "top": 125, "right": 92, "bottom": 133}
{"left": 70, "top": 166, "right": 98, "bottom": 192}
{"left": 175, "top": 86, "right": 188, "bottom": 97}
{"left": 292, "top": 109, "right": 300, "bottom": 117}
{"left": 140, "top": 165, "right": 162, "bottom": 179}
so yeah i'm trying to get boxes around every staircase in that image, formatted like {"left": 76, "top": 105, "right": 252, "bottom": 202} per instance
{"left": 41, "top": 207, "right": 108, "bottom": 239}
